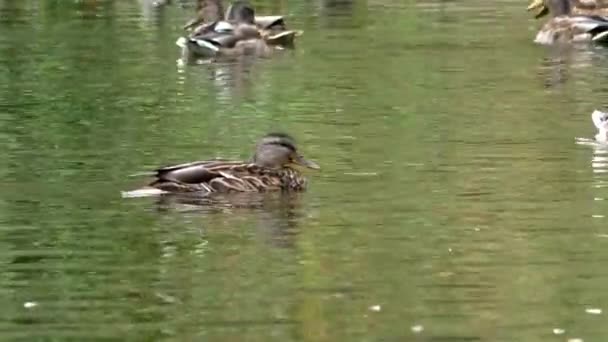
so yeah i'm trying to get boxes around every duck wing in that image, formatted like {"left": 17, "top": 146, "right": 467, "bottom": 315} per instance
{"left": 154, "top": 160, "right": 246, "bottom": 184}
{"left": 568, "top": 15, "right": 608, "bottom": 38}
{"left": 150, "top": 160, "right": 284, "bottom": 193}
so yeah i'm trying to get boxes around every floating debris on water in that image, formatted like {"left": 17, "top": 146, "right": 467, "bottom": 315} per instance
{"left": 23, "top": 302, "right": 38, "bottom": 309}
{"left": 411, "top": 325, "right": 424, "bottom": 333}
{"left": 369, "top": 305, "right": 381, "bottom": 312}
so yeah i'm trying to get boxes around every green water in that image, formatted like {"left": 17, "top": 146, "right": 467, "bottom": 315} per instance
{"left": 2, "top": 0, "right": 608, "bottom": 340}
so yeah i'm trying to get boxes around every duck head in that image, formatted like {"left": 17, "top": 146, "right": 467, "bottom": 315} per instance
{"left": 253, "top": 133, "right": 320, "bottom": 170}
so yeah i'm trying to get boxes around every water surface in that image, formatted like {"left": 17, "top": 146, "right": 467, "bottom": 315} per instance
{"left": 2, "top": 0, "right": 608, "bottom": 341}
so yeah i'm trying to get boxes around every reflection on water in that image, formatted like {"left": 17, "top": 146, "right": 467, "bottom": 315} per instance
{"left": 537, "top": 45, "right": 608, "bottom": 89}
{"left": 591, "top": 145, "right": 608, "bottom": 175}
{"left": 178, "top": 57, "right": 260, "bottom": 101}
{"left": 591, "top": 145, "right": 608, "bottom": 222}
{"left": 155, "top": 191, "right": 306, "bottom": 248}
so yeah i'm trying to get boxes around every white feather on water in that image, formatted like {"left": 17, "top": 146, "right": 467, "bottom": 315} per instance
{"left": 121, "top": 188, "right": 167, "bottom": 198}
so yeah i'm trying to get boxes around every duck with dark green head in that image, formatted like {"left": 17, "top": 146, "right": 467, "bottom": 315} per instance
{"left": 126, "top": 133, "right": 320, "bottom": 196}
{"left": 527, "top": 0, "right": 608, "bottom": 44}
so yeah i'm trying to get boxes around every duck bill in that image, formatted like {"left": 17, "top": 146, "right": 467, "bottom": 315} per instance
{"left": 527, "top": 0, "right": 549, "bottom": 18}
{"left": 293, "top": 155, "right": 320, "bottom": 170}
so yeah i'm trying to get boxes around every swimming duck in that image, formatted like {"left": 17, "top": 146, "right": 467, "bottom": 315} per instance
{"left": 592, "top": 110, "right": 608, "bottom": 142}
{"left": 178, "top": 22, "right": 273, "bottom": 59}
{"left": 527, "top": 0, "right": 608, "bottom": 44}
{"left": 135, "top": 133, "right": 319, "bottom": 194}
{"left": 184, "top": 0, "right": 302, "bottom": 48}
{"left": 177, "top": 1, "right": 274, "bottom": 58}
{"left": 224, "top": 1, "right": 302, "bottom": 47}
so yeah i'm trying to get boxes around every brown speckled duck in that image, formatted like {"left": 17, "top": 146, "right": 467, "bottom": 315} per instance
{"left": 528, "top": 0, "right": 608, "bottom": 44}
{"left": 128, "top": 133, "right": 319, "bottom": 196}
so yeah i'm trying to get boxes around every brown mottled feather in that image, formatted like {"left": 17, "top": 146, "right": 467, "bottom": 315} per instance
{"left": 150, "top": 161, "right": 307, "bottom": 194}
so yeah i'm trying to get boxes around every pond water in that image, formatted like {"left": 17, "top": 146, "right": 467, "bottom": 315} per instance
{"left": 2, "top": 0, "right": 608, "bottom": 341}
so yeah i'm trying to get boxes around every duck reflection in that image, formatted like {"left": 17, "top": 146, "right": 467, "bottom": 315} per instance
{"left": 576, "top": 111, "right": 608, "bottom": 221}
{"left": 537, "top": 44, "right": 608, "bottom": 88}
{"left": 538, "top": 45, "right": 590, "bottom": 88}
{"left": 178, "top": 55, "right": 271, "bottom": 102}
{"left": 587, "top": 139, "right": 608, "bottom": 220}
{"left": 154, "top": 191, "right": 305, "bottom": 248}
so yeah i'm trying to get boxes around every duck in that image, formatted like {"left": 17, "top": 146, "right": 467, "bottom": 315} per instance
{"left": 592, "top": 110, "right": 608, "bottom": 142}
{"left": 224, "top": 1, "right": 302, "bottom": 47}
{"left": 178, "top": 1, "right": 273, "bottom": 59}
{"left": 132, "top": 133, "right": 320, "bottom": 195}
{"left": 183, "top": 0, "right": 302, "bottom": 48}
{"left": 527, "top": 0, "right": 608, "bottom": 44}
{"left": 178, "top": 22, "right": 273, "bottom": 59}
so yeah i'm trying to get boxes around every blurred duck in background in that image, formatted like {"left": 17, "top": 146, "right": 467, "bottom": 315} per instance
{"left": 177, "top": 0, "right": 302, "bottom": 60}
{"left": 528, "top": 0, "right": 608, "bottom": 44}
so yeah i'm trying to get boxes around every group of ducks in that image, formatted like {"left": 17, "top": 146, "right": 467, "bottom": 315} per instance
{"left": 174, "top": 0, "right": 608, "bottom": 53}
{"left": 176, "top": 0, "right": 302, "bottom": 60}
{"left": 528, "top": 0, "right": 608, "bottom": 44}
{"left": 124, "top": 0, "right": 608, "bottom": 200}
